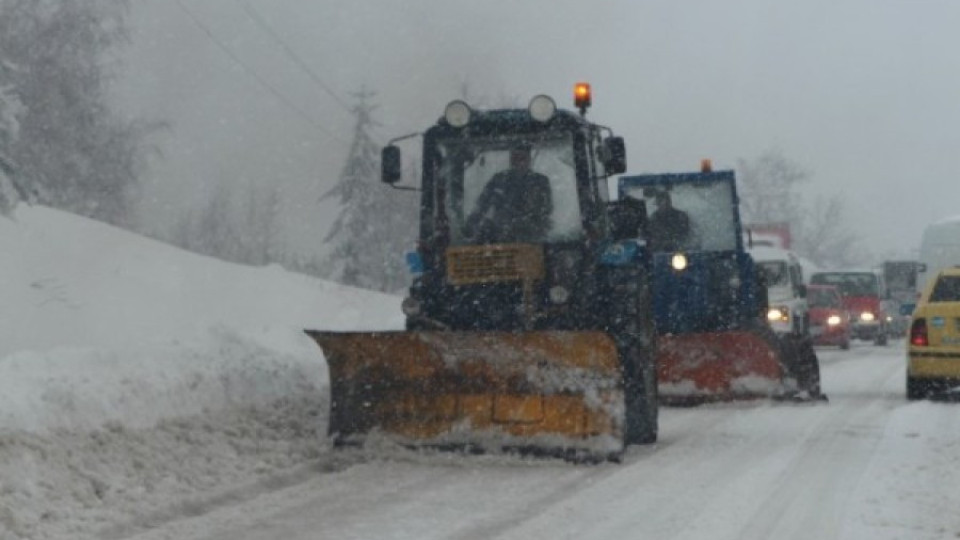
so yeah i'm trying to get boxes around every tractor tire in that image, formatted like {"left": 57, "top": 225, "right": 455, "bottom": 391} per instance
{"left": 606, "top": 266, "right": 658, "bottom": 446}
{"left": 624, "top": 349, "right": 658, "bottom": 445}
{"left": 780, "top": 334, "right": 824, "bottom": 399}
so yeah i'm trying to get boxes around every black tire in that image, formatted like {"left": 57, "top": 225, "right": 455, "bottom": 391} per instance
{"left": 624, "top": 351, "right": 658, "bottom": 445}
{"left": 874, "top": 327, "right": 889, "bottom": 346}
{"left": 605, "top": 266, "right": 658, "bottom": 446}
{"left": 790, "top": 335, "right": 823, "bottom": 396}
{"left": 906, "top": 376, "right": 927, "bottom": 400}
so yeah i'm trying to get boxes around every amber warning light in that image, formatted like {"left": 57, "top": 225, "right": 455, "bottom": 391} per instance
{"left": 574, "top": 82, "right": 592, "bottom": 114}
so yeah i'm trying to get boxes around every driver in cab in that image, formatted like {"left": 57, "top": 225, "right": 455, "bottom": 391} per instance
{"left": 464, "top": 143, "right": 552, "bottom": 243}
{"left": 648, "top": 190, "right": 690, "bottom": 252}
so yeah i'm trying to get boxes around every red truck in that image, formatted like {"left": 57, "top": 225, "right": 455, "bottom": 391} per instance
{"left": 809, "top": 270, "right": 895, "bottom": 345}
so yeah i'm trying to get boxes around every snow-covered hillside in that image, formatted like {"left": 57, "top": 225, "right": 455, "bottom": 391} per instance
{"left": 0, "top": 205, "right": 403, "bottom": 539}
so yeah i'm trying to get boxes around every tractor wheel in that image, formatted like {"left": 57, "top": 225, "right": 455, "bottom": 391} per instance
{"left": 624, "top": 348, "right": 658, "bottom": 445}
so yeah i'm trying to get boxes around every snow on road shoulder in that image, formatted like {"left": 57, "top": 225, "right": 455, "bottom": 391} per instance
{"left": 842, "top": 398, "right": 960, "bottom": 539}
{"left": 0, "top": 205, "right": 403, "bottom": 539}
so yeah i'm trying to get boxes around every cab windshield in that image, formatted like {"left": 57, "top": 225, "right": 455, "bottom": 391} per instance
{"left": 621, "top": 181, "right": 739, "bottom": 252}
{"left": 436, "top": 134, "right": 582, "bottom": 245}
{"left": 811, "top": 272, "right": 879, "bottom": 297}
{"left": 808, "top": 287, "right": 841, "bottom": 308}
{"left": 758, "top": 261, "right": 789, "bottom": 287}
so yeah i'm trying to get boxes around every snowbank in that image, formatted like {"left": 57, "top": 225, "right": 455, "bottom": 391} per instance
{"left": 0, "top": 205, "right": 403, "bottom": 539}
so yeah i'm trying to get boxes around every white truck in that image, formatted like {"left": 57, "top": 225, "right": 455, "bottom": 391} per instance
{"left": 748, "top": 244, "right": 811, "bottom": 338}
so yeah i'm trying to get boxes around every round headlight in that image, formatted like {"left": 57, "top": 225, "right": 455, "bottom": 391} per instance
{"left": 671, "top": 253, "right": 688, "bottom": 271}
{"left": 401, "top": 297, "right": 422, "bottom": 316}
{"left": 528, "top": 95, "right": 557, "bottom": 123}
{"left": 549, "top": 286, "right": 570, "bottom": 304}
{"left": 444, "top": 100, "right": 472, "bottom": 128}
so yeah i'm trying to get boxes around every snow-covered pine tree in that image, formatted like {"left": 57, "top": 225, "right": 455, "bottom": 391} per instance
{"left": 0, "top": 0, "right": 156, "bottom": 226}
{"left": 0, "top": 58, "right": 25, "bottom": 216}
{"left": 321, "top": 89, "right": 418, "bottom": 293}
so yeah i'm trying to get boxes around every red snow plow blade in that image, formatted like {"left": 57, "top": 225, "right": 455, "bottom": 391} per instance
{"left": 656, "top": 330, "right": 787, "bottom": 403}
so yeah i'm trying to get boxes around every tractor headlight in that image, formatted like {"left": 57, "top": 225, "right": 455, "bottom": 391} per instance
{"left": 860, "top": 311, "right": 875, "bottom": 322}
{"left": 401, "top": 297, "right": 422, "bottom": 316}
{"left": 671, "top": 253, "right": 688, "bottom": 271}
{"left": 827, "top": 315, "right": 842, "bottom": 326}
{"left": 767, "top": 307, "right": 789, "bottom": 322}
{"left": 549, "top": 286, "right": 570, "bottom": 304}
{"left": 443, "top": 100, "right": 472, "bottom": 128}
{"left": 528, "top": 95, "right": 557, "bottom": 123}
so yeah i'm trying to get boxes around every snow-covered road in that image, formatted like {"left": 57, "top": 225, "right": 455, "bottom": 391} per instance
{"left": 124, "top": 343, "right": 960, "bottom": 540}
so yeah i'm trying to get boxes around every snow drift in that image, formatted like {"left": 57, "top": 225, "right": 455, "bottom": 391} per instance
{"left": 0, "top": 205, "right": 403, "bottom": 539}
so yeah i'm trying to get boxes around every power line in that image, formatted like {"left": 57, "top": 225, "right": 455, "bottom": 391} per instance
{"left": 234, "top": 0, "right": 352, "bottom": 114}
{"left": 173, "top": 0, "right": 349, "bottom": 145}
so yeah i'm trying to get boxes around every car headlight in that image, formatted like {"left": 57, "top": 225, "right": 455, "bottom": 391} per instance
{"left": 827, "top": 315, "right": 842, "bottom": 326}
{"left": 860, "top": 311, "right": 875, "bottom": 322}
{"left": 767, "top": 307, "right": 789, "bottom": 322}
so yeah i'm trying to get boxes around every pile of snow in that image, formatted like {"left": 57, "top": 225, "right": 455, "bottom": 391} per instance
{"left": 0, "top": 205, "right": 403, "bottom": 539}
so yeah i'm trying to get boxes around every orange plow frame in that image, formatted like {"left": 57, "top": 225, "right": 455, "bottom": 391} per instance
{"left": 305, "top": 330, "right": 626, "bottom": 459}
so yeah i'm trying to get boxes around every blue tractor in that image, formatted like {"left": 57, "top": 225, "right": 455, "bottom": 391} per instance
{"left": 618, "top": 164, "right": 823, "bottom": 402}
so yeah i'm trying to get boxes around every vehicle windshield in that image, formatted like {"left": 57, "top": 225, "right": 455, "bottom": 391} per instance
{"left": 808, "top": 287, "right": 841, "bottom": 308}
{"left": 758, "top": 261, "right": 789, "bottom": 287}
{"left": 929, "top": 275, "right": 960, "bottom": 302}
{"left": 810, "top": 272, "right": 879, "bottom": 297}
{"left": 436, "top": 134, "right": 582, "bottom": 245}
{"left": 621, "top": 180, "right": 739, "bottom": 252}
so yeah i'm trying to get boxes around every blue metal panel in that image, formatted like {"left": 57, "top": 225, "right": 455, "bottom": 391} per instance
{"left": 599, "top": 239, "right": 645, "bottom": 266}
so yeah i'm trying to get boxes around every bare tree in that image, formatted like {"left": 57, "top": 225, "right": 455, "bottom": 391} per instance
{"left": 737, "top": 149, "right": 808, "bottom": 227}
{"left": 795, "top": 194, "right": 867, "bottom": 268}
{"left": 737, "top": 149, "right": 867, "bottom": 268}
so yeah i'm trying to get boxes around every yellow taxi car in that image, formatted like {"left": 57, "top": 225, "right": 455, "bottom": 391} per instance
{"left": 907, "top": 266, "right": 960, "bottom": 399}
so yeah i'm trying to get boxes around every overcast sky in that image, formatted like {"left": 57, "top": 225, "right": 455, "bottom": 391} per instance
{"left": 115, "top": 0, "right": 960, "bottom": 260}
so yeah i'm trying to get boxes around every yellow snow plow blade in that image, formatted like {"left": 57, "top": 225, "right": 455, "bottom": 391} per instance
{"left": 304, "top": 330, "right": 625, "bottom": 459}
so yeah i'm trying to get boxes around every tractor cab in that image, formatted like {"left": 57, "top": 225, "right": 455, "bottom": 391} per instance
{"left": 382, "top": 91, "right": 642, "bottom": 332}
{"left": 618, "top": 167, "right": 760, "bottom": 335}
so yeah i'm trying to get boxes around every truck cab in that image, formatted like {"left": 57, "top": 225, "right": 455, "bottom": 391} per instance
{"left": 748, "top": 245, "right": 810, "bottom": 338}
{"left": 810, "top": 269, "right": 894, "bottom": 345}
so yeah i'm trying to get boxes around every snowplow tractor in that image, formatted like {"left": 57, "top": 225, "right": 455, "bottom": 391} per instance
{"left": 306, "top": 90, "right": 659, "bottom": 460}
{"left": 618, "top": 168, "right": 822, "bottom": 403}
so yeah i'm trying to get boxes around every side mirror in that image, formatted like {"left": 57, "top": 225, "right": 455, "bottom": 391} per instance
{"left": 609, "top": 196, "right": 646, "bottom": 241}
{"left": 381, "top": 145, "right": 402, "bottom": 185}
{"left": 603, "top": 137, "right": 627, "bottom": 175}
